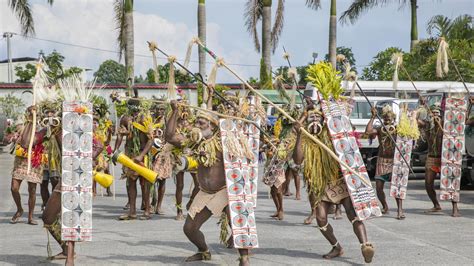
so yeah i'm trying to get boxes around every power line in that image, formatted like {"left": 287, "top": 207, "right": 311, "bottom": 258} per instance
{"left": 2, "top": 31, "right": 370, "bottom": 69}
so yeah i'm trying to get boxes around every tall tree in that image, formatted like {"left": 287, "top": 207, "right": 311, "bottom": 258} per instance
{"left": 340, "top": 0, "right": 422, "bottom": 51}
{"left": 306, "top": 0, "right": 338, "bottom": 68}
{"left": 197, "top": 0, "right": 206, "bottom": 78}
{"left": 8, "top": 0, "right": 54, "bottom": 36}
{"left": 114, "top": 0, "right": 134, "bottom": 93}
{"left": 244, "top": 0, "right": 285, "bottom": 82}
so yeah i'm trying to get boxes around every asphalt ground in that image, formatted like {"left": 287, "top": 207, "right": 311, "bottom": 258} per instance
{"left": 0, "top": 150, "right": 473, "bottom": 265}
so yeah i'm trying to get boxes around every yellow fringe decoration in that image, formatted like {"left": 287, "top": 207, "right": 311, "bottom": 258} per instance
{"left": 218, "top": 212, "right": 229, "bottom": 246}
{"left": 306, "top": 62, "right": 343, "bottom": 100}
{"left": 273, "top": 118, "right": 282, "bottom": 139}
{"left": 197, "top": 132, "right": 222, "bottom": 167}
{"left": 302, "top": 126, "right": 340, "bottom": 204}
{"left": 397, "top": 111, "right": 420, "bottom": 140}
{"left": 132, "top": 113, "right": 160, "bottom": 138}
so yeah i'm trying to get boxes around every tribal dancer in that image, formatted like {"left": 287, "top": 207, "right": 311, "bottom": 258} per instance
{"left": 150, "top": 100, "right": 167, "bottom": 215}
{"left": 10, "top": 106, "right": 45, "bottom": 225}
{"left": 418, "top": 102, "right": 461, "bottom": 216}
{"left": 293, "top": 100, "right": 375, "bottom": 263}
{"left": 365, "top": 105, "right": 397, "bottom": 214}
{"left": 165, "top": 100, "right": 250, "bottom": 266}
{"left": 114, "top": 98, "right": 153, "bottom": 220}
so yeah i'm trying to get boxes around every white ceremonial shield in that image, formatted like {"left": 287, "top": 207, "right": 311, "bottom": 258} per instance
{"left": 220, "top": 118, "right": 260, "bottom": 249}
{"left": 319, "top": 95, "right": 381, "bottom": 220}
{"left": 440, "top": 97, "right": 467, "bottom": 202}
{"left": 61, "top": 102, "right": 93, "bottom": 242}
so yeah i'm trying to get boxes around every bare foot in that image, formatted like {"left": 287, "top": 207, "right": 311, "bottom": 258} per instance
{"left": 397, "top": 210, "right": 406, "bottom": 220}
{"left": 303, "top": 214, "right": 315, "bottom": 225}
{"left": 322, "top": 244, "right": 344, "bottom": 259}
{"left": 424, "top": 207, "right": 442, "bottom": 213}
{"left": 118, "top": 214, "right": 137, "bottom": 221}
{"left": 185, "top": 251, "right": 211, "bottom": 262}
{"left": 361, "top": 243, "right": 375, "bottom": 263}
{"left": 334, "top": 210, "right": 343, "bottom": 220}
{"left": 123, "top": 203, "right": 130, "bottom": 210}
{"left": 27, "top": 219, "right": 38, "bottom": 225}
{"left": 49, "top": 252, "right": 67, "bottom": 260}
{"left": 451, "top": 211, "right": 461, "bottom": 217}
{"left": 284, "top": 192, "right": 293, "bottom": 197}
{"left": 154, "top": 207, "right": 164, "bottom": 215}
{"left": 10, "top": 210, "right": 23, "bottom": 224}
{"left": 270, "top": 212, "right": 279, "bottom": 218}
{"left": 175, "top": 213, "right": 185, "bottom": 221}
{"left": 381, "top": 207, "right": 389, "bottom": 214}
{"left": 273, "top": 211, "right": 284, "bottom": 221}
{"left": 295, "top": 194, "right": 301, "bottom": 200}
{"left": 239, "top": 255, "right": 250, "bottom": 266}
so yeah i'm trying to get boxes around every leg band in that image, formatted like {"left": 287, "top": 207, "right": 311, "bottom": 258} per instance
{"left": 318, "top": 222, "right": 329, "bottom": 232}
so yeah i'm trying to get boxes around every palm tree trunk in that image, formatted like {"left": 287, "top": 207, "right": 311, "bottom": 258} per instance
{"left": 328, "top": 0, "right": 337, "bottom": 68}
{"left": 262, "top": 0, "right": 272, "bottom": 77}
{"left": 198, "top": 0, "right": 207, "bottom": 101}
{"left": 410, "top": 0, "right": 418, "bottom": 51}
{"left": 124, "top": 0, "right": 134, "bottom": 91}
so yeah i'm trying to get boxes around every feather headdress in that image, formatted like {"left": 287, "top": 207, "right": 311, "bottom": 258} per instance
{"left": 436, "top": 37, "right": 449, "bottom": 78}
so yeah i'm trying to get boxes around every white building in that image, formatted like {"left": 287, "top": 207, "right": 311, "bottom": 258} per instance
{"left": 0, "top": 57, "right": 37, "bottom": 83}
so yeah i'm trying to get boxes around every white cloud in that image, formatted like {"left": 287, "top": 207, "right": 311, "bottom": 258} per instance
{"left": 0, "top": 0, "right": 252, "bottom": 82}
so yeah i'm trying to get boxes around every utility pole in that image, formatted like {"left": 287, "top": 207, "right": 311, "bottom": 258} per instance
{"left": 3, "top": 32, "right": 14, "bottom": 83}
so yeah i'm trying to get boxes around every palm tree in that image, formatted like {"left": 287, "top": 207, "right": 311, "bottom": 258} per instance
{"left": 114, "top": 0, "right": 134, "bottom": 91}
{"left": 244, "top": 0, "right": 285, "bottom": 78}
{"left": 427, "top": 14, "right": 473, "bottom": 41}
{"left": 197, "top": 0, "right": 206, "bottom": 78}
{"left": 340, "top": 0, "right": 422, "bottom": 51}
{"left": 8, "top": 0, "right": 54, "bottom": 36}
{"left": 305, "top": 0, "right": 338, "bottom": 68}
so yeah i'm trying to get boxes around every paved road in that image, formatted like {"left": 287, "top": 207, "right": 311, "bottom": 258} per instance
{"left": 0, "top": 150, "right": 473, "bottom": 265}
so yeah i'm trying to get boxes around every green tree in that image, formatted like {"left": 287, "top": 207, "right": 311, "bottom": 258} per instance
{"left": 244, "top": 0, "right": 285, "bottom": 75}
{"left": 14, "top": 50, "right": 83, "bottom": 83}
{"left": 7, "top": 0, "right": 54, "bottom": 36}
{"left": 0, "top": 93, "right": 25, "bottom": 120}
{"left": 325, "top": 46, "right": 357, "bottom": 73}
{"left": 115, "top": 0, "right": 135, "bottom": 90}
{"left": 340, "top": 0, "right": 423, "bottom": 51}
{"left": 306, "top": 0, "right": 338, "bottom": 68}
{"left": 361, "top": 47, "right": 403, "bottom": 81}
{"left": 94, "top": 60, "right": 127, "bottom": 83}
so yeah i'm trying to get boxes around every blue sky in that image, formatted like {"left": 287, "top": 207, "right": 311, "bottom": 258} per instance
{"left": 1, "top": 0, "right": 472, "bottom": 82}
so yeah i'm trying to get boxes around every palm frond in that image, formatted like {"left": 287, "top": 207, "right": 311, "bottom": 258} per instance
{"left": 271, "top": 0, "right": 285, "bottom": 54}
{"left": 9, "top": 0, "right": 35, "bottom": 36}
{"left": 339, "top": 0, "right": 395, "bottom": 24}
{"left": 114, "top": 0, "right": 126, "bottom": 61}
{"left": 426, "top": 15, "right": 452, "bottom": 37}
{"left": 47, "top": 0, "right": 54, "bottom": 5}
{"left": 305, "top": 0, "right": 321, "bottom": 10}
{"left": 450, "top": 14, "right": 473, "bottom": 40}
{"left": 244, "top": 0, "right": 263, "bottom": 52}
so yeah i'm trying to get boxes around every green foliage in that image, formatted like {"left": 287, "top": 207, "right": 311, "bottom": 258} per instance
{"left": 197, "top": 83, "right": 230, "bottom": 107}
{"left": 0, "top": 93, "right": 25, "bottom": 120}
{"left": 114, "top": 100, "right": 128, "bottom": 118}
{"left": 14, "top": 50, "right": 83, "bottom": 83}
{"left": 93, "top": 60, "right": 127, "bottom": 83}
{"left": 155, "top": 64, "right": 195, "bottom": 84}
{"left": 324, "top": 46, "right": 357, "bottom": 73}
{"left": 361, "top": 47, "right": 403, "bottom": 81}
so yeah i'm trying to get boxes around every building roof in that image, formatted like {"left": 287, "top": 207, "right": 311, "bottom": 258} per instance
{"left": 0, "top": 57, "right": 37, "bottom": 64}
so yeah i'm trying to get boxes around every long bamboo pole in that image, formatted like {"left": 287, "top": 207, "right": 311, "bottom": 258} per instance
{"left": 27, "top": 59, "right": 43, "bottom": 173}
{"left": 194, "top": 39, "right": 370, "bottom": 186}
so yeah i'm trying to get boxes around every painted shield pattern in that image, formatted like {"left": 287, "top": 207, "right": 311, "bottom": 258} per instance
{"left": 440, "top": 97, "right": 467, "bottom": 202}
{"left": 319, "top": 95, "right": 381, "bottom": 220}
{"left": 390, "top": 136, "right": 414, "bottom": 200}
{"left": 61, "top": 102, "right": 93, "bottom": 242}
{"left": 220, "top": 117, "right": 260, "bottom": 249}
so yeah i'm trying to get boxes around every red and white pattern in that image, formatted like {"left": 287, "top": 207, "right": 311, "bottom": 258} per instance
{"left": 390, "top": 136, "right": 414, "bottom": 199}
{"left": 319, "top": 95, "right": 381, "bottom": 220}
{"left": 61, "top": 102, "right": 93, "bottom": 242}
{"left": 220, "top": 118, "right": 260, "bottom": 249}
{"left": 440, "top": 97, "right": 467, "bottom": 202}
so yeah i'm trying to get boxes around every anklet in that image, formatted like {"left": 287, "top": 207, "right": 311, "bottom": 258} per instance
{"left": 351, "top": 218, "right": 359, "bottom": 225}
{"left": 332, "top": 241, "right": 339, "bottom": 248}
